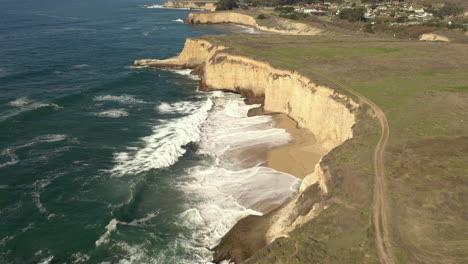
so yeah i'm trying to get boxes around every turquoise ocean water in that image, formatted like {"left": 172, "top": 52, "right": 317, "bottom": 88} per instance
{"left": 0, "top": 1, "right": 300, "bottom": 263}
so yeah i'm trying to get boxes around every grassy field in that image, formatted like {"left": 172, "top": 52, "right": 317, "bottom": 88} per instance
{"left": 202, "top": 34, "right": 468, "bottom": 263}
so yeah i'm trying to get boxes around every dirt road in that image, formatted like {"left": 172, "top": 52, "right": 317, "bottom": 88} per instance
{"left": 313, "top": 72, "right": 394, "bottom": 264}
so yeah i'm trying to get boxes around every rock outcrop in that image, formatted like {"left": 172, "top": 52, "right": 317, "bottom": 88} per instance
{"left": 419, "top": 33, "right": 450, "bottom": 42}
{"left": 134, "top": 38, "right": 358, "bottom": 263}
{"left": 163, "top": 1, "right": 217, "bottom": 11}
{"left": 186, "top": 12, "right": 324, "bottom": 35}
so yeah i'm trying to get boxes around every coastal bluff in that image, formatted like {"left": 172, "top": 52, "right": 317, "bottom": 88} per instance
{"left": 186, "top": 12, "right": 324, "bottom": 35}
{"left": 163, "top": 0, "right": 217, "bottom": 11}
{"left": 134, "top": 38, "right": 358, "bottom": 263}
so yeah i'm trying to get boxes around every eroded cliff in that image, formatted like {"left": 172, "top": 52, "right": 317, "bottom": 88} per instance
{"left": 163, "top": 1, "right": 217, "bottom": 11}
{"left": 186, "top": 12, "right": 324, "bottom": 35}
{"left": 134, "top": 38, "right": 358, "bottom": 263}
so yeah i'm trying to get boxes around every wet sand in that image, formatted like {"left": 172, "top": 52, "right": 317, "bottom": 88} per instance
{"left": 216, "top": 112, "right": 325, "bottom": 214}
{"left": 267, "top": 113, "right": 325, "bottom": 179}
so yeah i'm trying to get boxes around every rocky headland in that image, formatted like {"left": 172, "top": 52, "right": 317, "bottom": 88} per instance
{"left": 186, "top": 12, "right": 324, "bottom": 35}
{"left": 163, "top": 1, "right": 217, "bottom": 11}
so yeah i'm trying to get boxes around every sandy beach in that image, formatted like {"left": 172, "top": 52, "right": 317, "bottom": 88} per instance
{"left": 268, "top": 113, "right": 325, "bottom": 179}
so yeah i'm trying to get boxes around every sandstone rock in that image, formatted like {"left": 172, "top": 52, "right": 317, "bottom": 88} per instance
{"left": 419, "top": 33, "right": 449, "bottom": 42}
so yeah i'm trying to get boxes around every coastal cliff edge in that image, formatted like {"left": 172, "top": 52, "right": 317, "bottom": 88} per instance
{"left": 134, "top": 38, "right": 359, "bottom": 263}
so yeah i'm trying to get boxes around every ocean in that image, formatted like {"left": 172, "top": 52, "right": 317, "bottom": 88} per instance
{"left": 0, "top": 0, "right": 299, "bottom": 263}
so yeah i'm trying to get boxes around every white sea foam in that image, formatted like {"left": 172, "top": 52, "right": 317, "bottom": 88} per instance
{"left": 0, "top": 134, "right": 67, "bottom": 169}
{"left": 70, "top": 252, "right": 90, "bottom": 263}
{"left": 21, "top": 222, "right": 35, "bottom": 233}
{"left": 38, "top": 256, "right": 54, "bottom": 264}
{"left": 169, "top": 69, "right": 200, "bottom": 80}
{"left": 121, "top": 211, "right": 160, "bottom": 227}
{"left": 9, "top": 96, "right": 30, "bottom": 107}
{"left": 167, "top": 92, "right": 298, "bottom": 262}
{"left": 95, "top": 218, "right": 119, "bottom": 247}
{"left": 31, "top": 172, "right": 64, "bottom": 215}
{"left": 199, "top": 93, "right": 291, "bottom": 167}
{"left": 8, "top": 97, "right": 62, "bottom": 109}
{"left": 176, "top": 165, "right": 299, "bottom": 255}
{"left": 237, "top": 25, "right": 261, "bottom": 34}
{"left": 34, "top": 134, "right": 67, "bottom": 143}
{"left": 5, "top": 97, "right": 62, "bottom": 121}
{"left": 95, "top": 212, "right": 159, "bottom": 249}
{"left": 157, "top": 101, "right": 199, "bottom": 114}
{"left": 143, "top": 4, "right": 192, "bottom": 10}
{"left": 73, "top": 64, "right": 89, "bottom": 68}
{"left": 129, "top": 65, "right": 149, "bottom": 69}
{"left": 110, "top": 98, "right": 212, "bottom": 176}
{"left": 0, "top": 235, "right": 16, "bottom": 246}
{"left": 107, "top": 93, "right": 298, "bottom": 263}
{"left": 94, "top": 94, "right": 146, "bottom": 104}
{"left": 95, "top": 109, "right": 129, "bottom": 118}
{"left": 143, "top": 4, "right": 164, "bottom": 8}
{"left": 0, "top": 148, "right": 19, "bottom": 168}
{"left": 173, "top": 18, "right": 184, "bottom": 23}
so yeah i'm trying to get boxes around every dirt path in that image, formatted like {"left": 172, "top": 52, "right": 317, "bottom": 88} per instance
{"left": 311, "top": 72, "right": 394, "bottom": 264}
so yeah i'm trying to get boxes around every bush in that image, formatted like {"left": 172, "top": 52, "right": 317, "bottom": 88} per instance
{"left": 280, "top": 13, "right": 299, "bottom": 20}
{"left": 240, "top": 5, "right": 249, "bottom": 10}
{"left": 396, "top": 16, "right": 409, "bottom": 23}
{"left": 364, "top": 23, "right": 374, "bottom": 33}
{"left": 339, "top": 7, "right": 365, "bottom": 22}
{"left": 274, "top": 7, "right": 294, "bottom": 14}
{"left": 257, "top": 14, "right": 268, "bottom": 19}
{"left": 438, "top": 3, "right": 464, "bottom": 17}
{"left": 216, "top": 0, "right": 238, "bottom": 10}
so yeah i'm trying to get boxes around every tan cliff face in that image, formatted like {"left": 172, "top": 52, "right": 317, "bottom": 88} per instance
{"left": 163, "top": 1, "right": 217, "bottom": 11}
{"left": 134, "top": 39, "right": 226, "bottom": 68}
{"left": 134, "top": 38, "right": 358, "bottom": 260}
{"left": 136, "top": 39, "right": 356, "bottom": 151}
{"left": 186, "top": 12, "right": 324, "bottom": 35}
{"left": 202, "top": 54, "right": 357, "bottom": 151}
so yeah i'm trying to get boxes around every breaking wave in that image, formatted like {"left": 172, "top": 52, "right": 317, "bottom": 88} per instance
{"left": 110, "top": 97, "right": 213, "bottom": 176}
{"left": 157, "top": 101, "right": 199, "bottom": 114}
{"left": 95, "top": 109, "right": 129, "bottom": 118}
{"left": 169, "top": 93, "right": 298, "bottom": 262}
{"left": 95, "top": 212, "right": 160, "bottom": 247}
{"left": 143, "top": 4, "right": 164, "bottom": 9}
{"left": 237, "top": 25, "right": 261, "bottom": 34}
{"left": 94, "top": 94, "right": 146, "bottom": 104}
{"left": 169, "top": 69, "right": 200, "bottom": 80}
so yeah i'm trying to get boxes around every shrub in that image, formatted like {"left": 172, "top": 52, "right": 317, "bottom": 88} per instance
{"left": 274, "top": 7, "right": 294, "bottom": 14}
{"left": 216, "top": 0, "right": 238, "bottom": 10}
{"left": 438, "top": 3, "right": 464, "bottom": 17}
{"left": 396, "top": 16, "right": 409, "bottom": 23}
{"left": 280, "top": 13, "right": 299, "bottom": 20}
{"left": 364, "top": 23, "right": 374, "bottom": 33}
{"left": 257, "top": 14, "right": 268, "bottom": 19}
{"left": 339, "top": 7, "right": 366, "bottom": 22}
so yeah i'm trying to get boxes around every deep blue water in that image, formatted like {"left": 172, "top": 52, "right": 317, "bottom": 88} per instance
{"left": 0, "top": 1, "right": 250, "bottom": 263}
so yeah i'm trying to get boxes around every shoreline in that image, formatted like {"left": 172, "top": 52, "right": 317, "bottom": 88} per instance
{"left": 135, "top": 37, "right": 358, "bottom": 263}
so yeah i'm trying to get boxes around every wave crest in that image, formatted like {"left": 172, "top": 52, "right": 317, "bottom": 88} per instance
{"left": 110, "top": 98, "right": 212, "bottom": 176}
{"left": 94, "top": 95, "right": 146, "bottom": 104}
{"left": 95, "top": 109, "right": 129, "bottom": 118}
